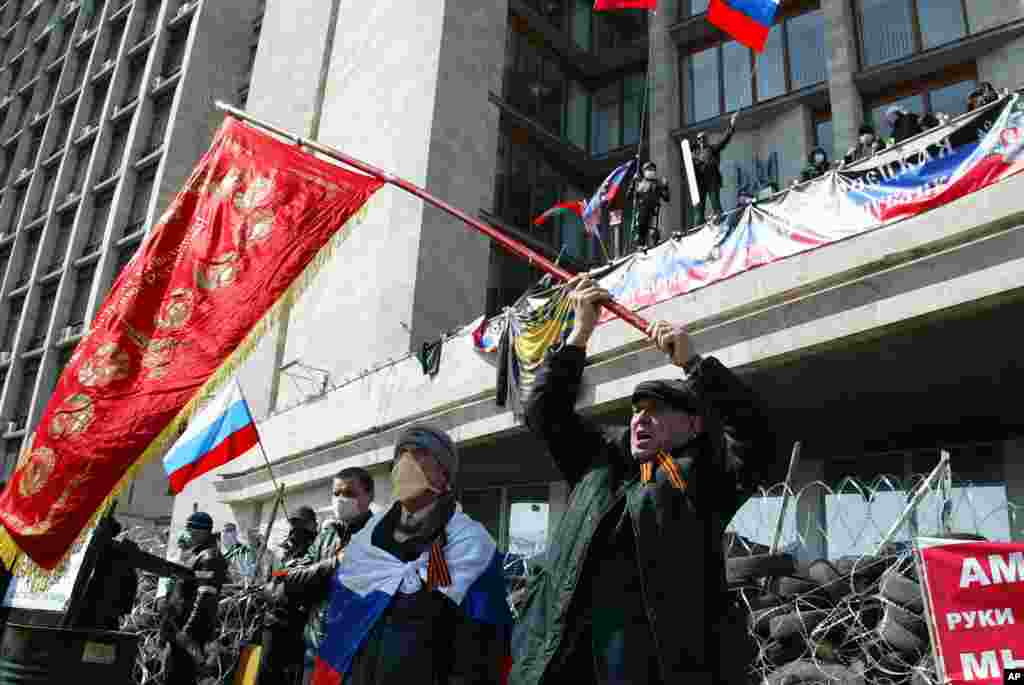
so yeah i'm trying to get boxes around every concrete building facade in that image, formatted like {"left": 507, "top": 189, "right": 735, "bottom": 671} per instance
{"left": 0, "top": 0, "right": 262, "bottom": 526}
{"left": 149, "top": 0, "right": 1024, "bottom": 555}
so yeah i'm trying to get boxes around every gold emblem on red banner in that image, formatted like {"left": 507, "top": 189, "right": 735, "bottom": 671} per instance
{"left": 48, "top": 394, "right": 95, "bottom": 439}
{"left": 141, "top": 338, "right": 183, "bottom": 380}
{"left": 213, "top": 168, "right": 243, "bottom": 200}
{"left": 78, "top": 343, "right": 132, "bottom": 388}
{"left": 236, "top": 210, "right": 275, "bottom": 245}
{"left": 234, "top": 176, "right": 273, "bottom": 212}
{"left": 196, "top": 252, "right": 240, "bottom": 290}
{"left": 156, "top": 288, "right": 196, "bottom": 330}
{"left": 18, "top": 447, "right": 56, "bottom": 498}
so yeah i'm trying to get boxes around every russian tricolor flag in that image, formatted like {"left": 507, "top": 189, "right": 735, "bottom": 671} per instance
{"left": 708, "top": 0, "right": 780, "bottom": 52}
{"left": 582, "top": 159, "right": 636, "bottom": 236}
{"left": 162, "top": 379, "right": 259, "bottom": 493}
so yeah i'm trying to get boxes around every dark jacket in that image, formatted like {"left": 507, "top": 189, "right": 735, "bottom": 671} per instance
{"left": 344, "top": 502, "right": 506, "bottom": 685}
{"left": 284, "top": 511, "right": 373, "bottom": 652}
{"left": 510, "top": 346, "right": 772, "bottom": 685}
{"left": 799, "top": 147, "right": 830, "bottom": 183}
{"left": 890, "top": 112, "right": 922, "bottom": 144}
{"left": 843, "top": 138, "right": 886, "bottom": 166}
{"left": 165, "top": 539, "right": 228, "bottom": 645}
{"left": 692, "top": 123, "right": 736, "bottom": 190}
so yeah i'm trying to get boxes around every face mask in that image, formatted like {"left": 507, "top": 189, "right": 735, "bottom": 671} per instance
{"left": 814, "top": 153, "right": 825, "bottom": 164}
{"left": 222, "top": 530, "right": 239, "bottom": 548}
{"left": 391, "top": 455, "right": 440, "bottom": 503}
{"left": 333, "top": 495, "right": 362, "bottom": 522}
{"left": 643, "top": 169, "right": 656, "bottom": 180}
{"left": 860, "top": 134, "right": 874, "bottom": 145}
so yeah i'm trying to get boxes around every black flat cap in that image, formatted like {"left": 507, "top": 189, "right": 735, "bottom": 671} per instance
{"left": 632, "top": 379, "right": 700, "bottom": 414}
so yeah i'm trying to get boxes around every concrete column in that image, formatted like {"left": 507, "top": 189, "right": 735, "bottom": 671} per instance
{"left": 1003, "top": 439, "right": 1024, "bottom": 542}
{"left": 793, "top": 457, "right": 828, "bottom": 562}
{"left": 821, "top": 0, "right": 864, "bottom": 159}
{"left": 648, "top": 0, "right": 683, "bottom": 235}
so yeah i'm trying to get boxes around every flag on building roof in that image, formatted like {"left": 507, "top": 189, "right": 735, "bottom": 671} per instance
{"left": 582, "top": 160, "right": 635, "bottom": 236}
{"left": 594, "top": 0, "right": 657, "bottom": 10}
{"left": 0, "top": 116, "right": 383, "bottom": 575}
{"left": 532, "top": 200, "right": 585, "bottom": 227}
{"left": 708, "top": 0, "right": 780, "bottom": 52}
{"left": 162, "top": 379, "right": 258, "bottom": 494}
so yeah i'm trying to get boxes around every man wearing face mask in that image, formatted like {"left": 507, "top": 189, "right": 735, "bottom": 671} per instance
{"left": 799, "top": 147, "right": 831, "bottom": 183}
{"left": 256, "top": 506, "right": 319, "bottom": 685}
{"left": 629, "top": 161, "right": 671, "bottom": 251}
{"left": 281, "top": 467, "right": 375, "bottom": 681}
{"left": 313, "top": 425, "right": 511, "bottom": 684}
{"left": 843, "top": 124, "right": 886, "bottom": 165}
{"left": 162, "top": 512, "right": 228, "bottom": 685}
{"left": 509, "top": 276, "right": 773, "bottom": 685}
{"left": 221, "top": 522, "right": 256, "bottom": 584}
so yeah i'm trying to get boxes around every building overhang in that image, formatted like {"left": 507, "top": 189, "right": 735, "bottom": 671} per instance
{"left": 214, "top": 173, "right": 1024, "bottom": 504}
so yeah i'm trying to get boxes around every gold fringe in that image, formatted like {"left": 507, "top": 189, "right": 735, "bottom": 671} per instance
{"left": 0, "top": 204, "right": 372, "bottom": 588}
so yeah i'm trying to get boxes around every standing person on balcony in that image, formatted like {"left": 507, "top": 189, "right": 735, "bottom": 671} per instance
{"left": 509, "top": 276, "right": 774, "bottom": 685}
{"left": 885, "top": 105, "right": 923, "bottom": 144}
{"left": 843, "top": 124, "right": 886, "bottom": 165}
{"left": 690, "top": 111, "right": 739, "bottom": 227}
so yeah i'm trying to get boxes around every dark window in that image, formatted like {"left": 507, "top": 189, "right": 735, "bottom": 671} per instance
{"left": 25, "top": 123, "right": 44, "bottom": 166}
{"left": 84, "top": 190, "right": 111, "bottom": 252}
{"left": 139, "top": 0, "right": 159, "bottom": 37}
{"left": 15, "top": 91, "right": 34, "bottom": 130}
{"left": 2, "top": 295, "right": 24, "bottom": 350}
{"left": 67, "top": 264, "right": 94, "bottom": 327}
{"left": 17, "top": 229, "right": 40, "bottom": 283}
{"left": 0, "top": 247, "right": 10, "bottom": 283}
{"left": 593, "top": 8, "right": 647, "bottom": 52}
{"left": 50, "top": 104, "right": 72, "bottom": 153}
{"left": 34, "top": 164, "right": 55, "bottom": 217}
{"left": 85, "top": 79, "right": 109, "bottom": 124}
{"left": 14, "top": 358, "right": 40, "bottom": 428}
{"left": 162, "top": 28, "right": 186, "bottom": 76}
{"left": 67, "top": 48, "right": 89, "bottom": 93}
{"left": 38, "top": 72, "right": 56, "bottom": 110}
{"left": 815, "top": 117, "right": 835, "bottom": 161}
{"left": 4, "top": 187, "right": 26, "bottom": 234}
{"left": 70, "top": 145, "right": 91, "bottom": 190}
{"left": 684, "top": 8, "right": 827, "bottom": 125}
{"left": 55, "top": 20, "right": 74, "bottom": 57}
{"left": 590, "top": 72, "right": 644, "bottom": 157}
{"left": 146, "top": 94, "right": 170, "bottom": 151}
{"left": 104, "top": 17, "right": 125, "bottom": 62}
{"left": 115, "top": 238, "right": 139, "bottom": 273}
{"left": 47, "top": 209, "right": 73, "bottom": 271}
{"left": 82, "top": 0, "right": 105, "bottom": 28}
{"left": 682, "top": 0, "right": 711, "bottom": 18}
{"left": 103, "top": 120, "right": 128, "bottom": 177}
{"left": 869, "top": 76, "right": 976, "bottom": 140}
{"left": 8, "top": 57, "right": 22, "bottom": 91}
{"left": 28, "top": 282, "right": 56, "bottom": 347}
{"left": 121, "top": 56, "right": 143, "bottom": 105}
{"left": 126, "top": 167, "right": 153, "bottom": 234}
{"left": 859, "top": 0, "right": 968, "bottom": 68}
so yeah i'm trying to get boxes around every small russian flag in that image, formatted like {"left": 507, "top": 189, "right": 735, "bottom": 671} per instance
{"left": 708, "top": 0, "right": 780, "bottom": 52}
{"left": 162, "top": 379, "right": 260, "bottom": 493}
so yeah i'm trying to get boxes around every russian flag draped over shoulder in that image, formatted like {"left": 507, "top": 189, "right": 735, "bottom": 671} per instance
{"left": 312, "top": 508, "right": 513, "bottom": 685}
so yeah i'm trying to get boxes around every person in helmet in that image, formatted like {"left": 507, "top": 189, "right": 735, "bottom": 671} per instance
{"left": 629, "top": 160, "right": 671, "bottom": 251}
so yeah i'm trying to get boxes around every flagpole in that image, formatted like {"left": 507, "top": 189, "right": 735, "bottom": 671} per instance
{"left": 627, "top": 8, "right": 654, "bottom": 252}
{"left": 214, "top": 101, "right": 652, "bottom": 336}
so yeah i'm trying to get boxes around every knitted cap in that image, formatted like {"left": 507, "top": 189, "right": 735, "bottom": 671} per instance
{"left": 394, "top": 423, "right": 459, "bottom": 487}
{"left": 186, "top": 511, "right": 214, "bottom": 531}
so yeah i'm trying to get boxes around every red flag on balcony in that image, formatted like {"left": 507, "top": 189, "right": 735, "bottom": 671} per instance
{"left": 593, "top": 0, "right": 657, "bottom": 11}
{"left": 0, "top": 116, "right": 383, "bottom": 575}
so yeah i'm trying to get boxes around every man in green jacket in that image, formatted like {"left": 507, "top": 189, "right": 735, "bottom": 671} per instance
{"left": 510, "top": 276, "right": 773, "bottom": 685}
{"left": 281, "top": 467, "right": 375, "bottom": 679}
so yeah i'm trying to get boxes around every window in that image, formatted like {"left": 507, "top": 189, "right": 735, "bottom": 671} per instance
{"left": 858, "top": 0, "right": 968, "bottom": 68}
{"left": 8, "top": 57, "right": 22, "bottom": 91}
{"left": 146, "top": 94, "right": 170, "bottom": 151}
{"left": 55, "top": 19, "right": 74, "bottom": 57}
{"left": 34, "top": 164, "right": 55, "bottom": 217}
{"left": 17, "top": 229, "right": 39, "bottom": 284}
{"left": 570, "top": 0, "right": 592, "bottom": 51}
{"left": 594, "top": 8, "right": 647, "bottom": 52}
{"left": 460, "top": 484, "right": 554, "bottom": 554}
{"left": 26, "top": 123, "right": 44, "bottom": 167}
{"left": 27, "top": 282, "right": 55, "bottom": 348}
{"left": 14, "top": 358, "right": 40, "bottom": 428}
{"left": 2, "top": 296, "right": 23, "bottom": 350}
{"left": 590, "top": 72, "right": 644, "bottom": 157}
{"left": 84, "top": 190, "right": 111, "bottom": 252}
{"left": 39, "top": 73, "right": 56, "bottom": 111}
{"left": 126, "top": 167, "right": 153, "bottom": 235}
{"left": 121, "top": 55, "right": 143, "bottom": 105}
{"left": 115, "top": 238, "right": 139, "bottom": 272}
{"left": 82, "top": 0, "right": 105, "bottom": 29}
{"left": 66, "top": 49, "right": 89, "bottom": 95}
{"left": 504, "top": 22, "right": 567, "bottom": 137}
{"left": 104, "top": 17, "right": 125, "bottom": 62}
{"left": 0, "top": 247, "right": 10, "bottom": 284}
{"left": 139, "top": 0, "right": 159, "bottom": 37}
{"left": 85, "top": 79, "right": 109, "bottom": 124}
{"left": 15, "top": 91, "right": 33, "bottom": 130}
{"left": 70, "top": 145, "right": 90, "bottom": 190}
{"left": 869, "top": 76, "right": 975, "bottom": 140}
{"left": 683, "top": 0, "right": 711, "bottom": 18}
{"left": 162, "top": 28, "right": 186, "bottom": 76}
{"left": 563, "top": 80, "right": 588, "bottom": 151}
{"left": 47, "top": 209, "right": 73, "bottom": 271}
{"left": 685, "top": 8, "right": 826, "bottom": 124}
{"left": 103, "top": 120, "right": 127, "bottom": 176}
{"left": 4, "top": 187, "right": 26, "bottom": 234}
{"left": 50, "top": 104, "right": 72, "bottom": 153}
{"left": 67, "top": 264, "right": 94, "bottom": 327}
{"left": 1, "top": 438, "right": 22, "bottom": 479}
{"left": 815, "top": 117, "right": 835, "bottom": 162}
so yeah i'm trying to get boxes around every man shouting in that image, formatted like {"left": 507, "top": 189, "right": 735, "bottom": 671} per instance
{"left": 510, "top": 277, "right": 773, "bottom": 685}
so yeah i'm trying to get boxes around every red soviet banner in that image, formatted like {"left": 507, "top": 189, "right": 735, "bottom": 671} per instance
{"left": 918, "top": 538, "right": 1024, "bottom": 685}
{"left": 0, "top": 116, "right": 383, "bottom": 572}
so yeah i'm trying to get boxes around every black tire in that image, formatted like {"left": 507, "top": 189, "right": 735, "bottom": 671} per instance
{"left": 736, "top": 589, "right": 786, "bottom": 612}
{"left": 879, "top": 571, "right": 924, "bottom": 614}
{"left": 760, "top": 640, "right": 807, "bottom": 668}
{"left": 878, "top": 614, "right": 926, "bottom": 657}
{"left": 766, "top": 659, "right": 865, "bottom": 685}
{"left": 750, "top": 604, "right": 795, "bottom": 637}
{"left": 775, "top": 575, "right": 827, "bottom": 600}
{"left": 727, "top": 553, "right": 797, "bottom": 585}
{"left": 769, "top": 608, "right": 833, "bottom": 641}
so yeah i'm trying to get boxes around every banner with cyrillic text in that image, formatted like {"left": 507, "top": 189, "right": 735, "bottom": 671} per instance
{"left": 917, "top": 538, "right": 1024, "bottom": 685}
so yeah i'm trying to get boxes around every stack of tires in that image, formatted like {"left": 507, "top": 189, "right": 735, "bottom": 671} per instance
{"left": 725, "top": 534, "right": 985, "bottom": 685}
